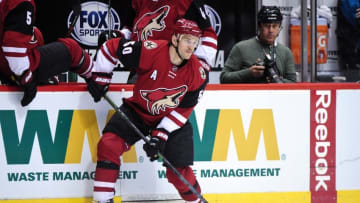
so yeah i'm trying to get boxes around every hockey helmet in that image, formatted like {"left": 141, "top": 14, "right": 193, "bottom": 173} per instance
{"left": 257, "top": 6, "right": 283, "bottom": 25}
{"left": 174, "top": 18, "right": 202, "bottom": 38}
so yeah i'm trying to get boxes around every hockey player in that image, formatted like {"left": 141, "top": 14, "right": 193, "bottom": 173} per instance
{"left": 89, "top": 19, "right": 208, "bottom": 203}
{"left": 99, "top": 0, "right": 217, "bottom": 83}
{"left": 0, "top": 0, "right": 93, "bottom": 106}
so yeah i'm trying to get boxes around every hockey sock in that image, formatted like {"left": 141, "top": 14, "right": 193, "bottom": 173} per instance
{"left": 57, "top": 38, "right": 93, "bottom": 78}
{"left": 93, "top": 132, "right": 129, "bottom": 201}
{"left": 166, "top": 166, "right": 202, "bottom": 202}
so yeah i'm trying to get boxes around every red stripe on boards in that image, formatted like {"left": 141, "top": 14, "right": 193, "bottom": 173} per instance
{"left": 310, "top": 89, "right": 336, "bottom": 203}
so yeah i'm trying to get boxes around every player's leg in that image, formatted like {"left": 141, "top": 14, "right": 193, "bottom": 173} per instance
{"left": 36, "top": 38, "right": 93, "bottom": 81}
{"left": 164, "top": 122, "right": 203, "bottom": 203}
{"left": 21, "top": 38, "right": 92, "bottom": 106}
{"left": 94, "top": 132, "right": 128, "bottom": 202}
{"left": 35, "top": 41, "right": 72, "bottom": 83}
{"left": 166, "top": 166, "right": 202, "bottom": 203}
{"left": 93, "top": 103, "right": 150, "bottom": 202}
{"left": 57, "top": 38, "right": 93, "bottom": 79}
{"left": 20, "top": 40, "right": 73, "bottom": 106}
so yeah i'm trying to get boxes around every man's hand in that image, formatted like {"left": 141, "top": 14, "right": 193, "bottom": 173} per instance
{"left": 86, "top": 72, "right": 112, "bottom": 102}
{"left": 143, "top": 129, "right": 168, "bottom": 161}
{"left": 249, "top": 64, "right": 265, "bottom": 78}
{"left": 19, "top": 69, "right": 38, "bottom": 106}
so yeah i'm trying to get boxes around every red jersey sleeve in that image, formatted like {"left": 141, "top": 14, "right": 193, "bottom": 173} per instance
{"left": 2, "top": 0, "right": 40, "bottom": 75}
{"left": 94, "top": 38, "right": 167, "bottom": 75}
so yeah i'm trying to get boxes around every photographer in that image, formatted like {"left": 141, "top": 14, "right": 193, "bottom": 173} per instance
{"left": 220, "top": 6, "right": 296, "bottom": 83}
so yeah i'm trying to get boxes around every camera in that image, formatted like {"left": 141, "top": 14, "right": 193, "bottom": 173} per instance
{"left": 257, "top": 55, "right": 283, "bottom": 83}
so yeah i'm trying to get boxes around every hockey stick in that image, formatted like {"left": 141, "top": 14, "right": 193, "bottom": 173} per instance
{"left": 65, "top": 0, "right": 82, "bottom": 82}
{"left": 66, "top": 8, "right": 80, "bottom": 82}
{"left": 103, "top": 94, "right": 208, "bottom": 203}
{"left": 107, "top": 0, "right": 112, "bottom": 39}
{"left": 67, "top": 14, "right": 79, "bottom": 38}
{"left": 93, "top": 0, "right": 112, "bottom": 60}
{"left": 67, "top": 0, "right": 81, "bottom": 38}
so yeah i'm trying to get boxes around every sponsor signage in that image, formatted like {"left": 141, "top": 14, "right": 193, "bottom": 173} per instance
{"left": 0, "top": 89, "right": 308, "bottom": 199}
{"left": 0, "top": 85, "right": 359, "bottom": 201}
{"left": 310, "top": 90, "right": 336, "bottom": 202}
{"left": 67, "top": 1, "right": 121, "bottom": 47}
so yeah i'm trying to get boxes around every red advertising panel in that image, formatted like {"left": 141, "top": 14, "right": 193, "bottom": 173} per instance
{"left": 310, "top": 89, "right": 336, "bottom": 203}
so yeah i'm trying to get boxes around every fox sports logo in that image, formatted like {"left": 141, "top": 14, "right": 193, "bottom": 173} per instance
{"left": 67, "top": 1, "right": 121, "bottom": 47}
{"left": 204, "top": 4, "right": 221, "bottom": 36}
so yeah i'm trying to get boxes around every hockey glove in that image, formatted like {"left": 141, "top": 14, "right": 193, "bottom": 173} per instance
{"left": 143, "top": 129, "right": 168, "bottom": 161}
{"left": 86, "top": 72, "right": 112, "bottom": 102}
{"left": 19, "top": 69, "right": 38, "bottom": 107}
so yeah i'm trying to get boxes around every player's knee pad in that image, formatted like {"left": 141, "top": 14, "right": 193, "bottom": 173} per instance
{"left": 166, "top": 167, "right": 201, "bottom": 201}
{"left": 97, "top": 132, "right": 130, "bottom": 165}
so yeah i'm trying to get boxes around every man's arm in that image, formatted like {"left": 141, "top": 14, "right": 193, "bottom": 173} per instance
{"left": 93, "top": 38, "right": 142, "bottom": 73}
{"left": 183, "top": 0, "right": 218, "bottom": 66}
{"left": 281, "top": 48, "right": 297, "bottom": 83}
{"left": 87, "top": 38, "right": 142, "bottom": 102}
{"left": 156, "top": 80, "right": 207, "bottom": 133}
{"left": 2, "top": 1, "right": 36, "bottom": 76}
{"left": 220, "top": 44, "right": 253, "bottom": 83}
{"left": 340, "top": 0, "right": 360, "bottom": 27}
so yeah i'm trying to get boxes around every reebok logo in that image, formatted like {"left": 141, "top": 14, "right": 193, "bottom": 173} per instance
{"left": 95, "top": 77, "right": 110, "bottom": 83}
{"left": 314, "top": 90, "right": 331, "bottom": 191}
{"left": 310, "top": 90, "right": 336, "bottom": 203}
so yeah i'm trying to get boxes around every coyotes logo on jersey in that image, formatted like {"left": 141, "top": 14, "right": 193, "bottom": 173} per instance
{"left": 140, "top": 85, "right": 187, "bottom": 115}
{"left": 133, "top": 5, "right": 170, "bottom": 41}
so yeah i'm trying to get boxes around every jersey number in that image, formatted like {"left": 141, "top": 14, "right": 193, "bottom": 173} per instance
{"left": 26, "top": 11, "right": 32, "bottom": 25}
{"left": 122, "top": 41, "right": 136, "bottom": 55}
